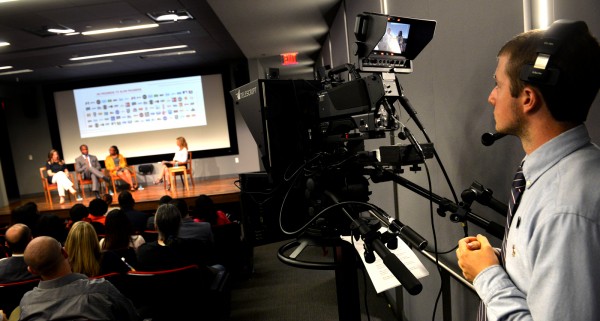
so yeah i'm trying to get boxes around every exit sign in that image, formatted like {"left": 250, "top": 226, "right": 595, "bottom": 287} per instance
{"left": 281, "top": 52, "right": 298, "bottom": 65}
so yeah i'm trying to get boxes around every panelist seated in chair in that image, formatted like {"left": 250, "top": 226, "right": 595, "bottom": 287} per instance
{"left": 105, "top": 145, "right": 137, "bottom": 191}
{"left": 75, "top": 144, "right": 111, "bottom": 199}
{"left": 155, "top": 136, "right": 188, "bottom": 190}
{"left": 46, "top": 149, "right": 80, "bottom": 204}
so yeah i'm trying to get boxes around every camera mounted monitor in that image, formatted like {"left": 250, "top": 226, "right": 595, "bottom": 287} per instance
{"left": 354, "top": 12, "right": 436, "bottom": 73}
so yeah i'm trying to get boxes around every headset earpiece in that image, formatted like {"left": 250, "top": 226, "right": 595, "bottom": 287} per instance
{"left": 519, "top": 20, "right": 587, "bottom": 86}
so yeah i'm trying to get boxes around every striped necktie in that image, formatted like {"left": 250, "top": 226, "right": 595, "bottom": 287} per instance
{"left": 476, "top": 163, "right": 525, "bottom": 321}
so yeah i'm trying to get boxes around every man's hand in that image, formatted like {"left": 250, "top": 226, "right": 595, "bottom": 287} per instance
{"left": 456, "top": 234, "right": 500, "bottom": 282}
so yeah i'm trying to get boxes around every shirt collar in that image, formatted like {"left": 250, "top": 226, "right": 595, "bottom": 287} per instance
{"left": 522, "top": 124, "right": 590, "bottom": 189}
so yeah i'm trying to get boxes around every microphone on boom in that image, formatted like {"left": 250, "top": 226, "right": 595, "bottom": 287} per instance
{"left": 481, "top": 132, "right": 506, "bottom": 146}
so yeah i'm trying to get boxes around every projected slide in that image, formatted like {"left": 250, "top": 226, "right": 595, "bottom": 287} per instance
{"left": 73, "top": 76, "right": 207, "bottom": 138}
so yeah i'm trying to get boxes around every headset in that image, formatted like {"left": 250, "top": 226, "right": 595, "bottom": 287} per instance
{"left": 519, "top": 19, "right": 588, "bottom": 86}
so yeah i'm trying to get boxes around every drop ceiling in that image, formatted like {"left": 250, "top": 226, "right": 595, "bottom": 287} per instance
{"left": 0, "top": 0, "right": 341, "bottom": 84}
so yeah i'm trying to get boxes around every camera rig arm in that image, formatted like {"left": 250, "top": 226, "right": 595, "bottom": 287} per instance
{"left": 366, "top": 168, "right": 505, "bottom": 240}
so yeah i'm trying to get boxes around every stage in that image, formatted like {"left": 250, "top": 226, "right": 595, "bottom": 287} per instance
{"left": 0, "top": 175, "right": 242, "bottom": 227}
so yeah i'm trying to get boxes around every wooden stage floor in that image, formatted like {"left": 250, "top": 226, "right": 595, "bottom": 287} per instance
{"left": 0, "top": 175, "right": 242, "bottom": 226}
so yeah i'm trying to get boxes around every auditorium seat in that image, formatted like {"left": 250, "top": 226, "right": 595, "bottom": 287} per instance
{"left": 119, "top": 264, "right": 230, "bottom": 321}
{"left": 0, "top": 278, "right": 41, "bottom": 314}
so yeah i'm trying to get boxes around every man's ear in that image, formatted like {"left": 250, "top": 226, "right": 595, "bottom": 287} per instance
{"left": 521, "top": 86, "right": 542, "bottom": 114}
{"left": 27, "top": 266, "right": 40, "bottom": 276}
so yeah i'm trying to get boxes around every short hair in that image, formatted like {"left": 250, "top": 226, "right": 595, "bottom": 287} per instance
{"left": 118, "top": 190, "right": 135, "bottom": 209}
{"left": 10, "top": 202, "right": 39, "bottom": 229}
{"left": 79, "top": 144, "right": 88, "bottom": 152}
{"left": 192, "top": 194, "right": 217, "bottom": 223}
{"left": 159, "top": 195, "right": 173, "bottom": 205}
{"left": 498, "top": 21, "right": 600, "bottom": 122}
{"left": 24, "top": 236, "right": 64, "bottom": 276}
{"left": 169, "top": 199, "right": 189, "bottom": 218}
{"left": 5, "top": 223, "right": 32, "bottom": 254}
{"left": 34, "top": 213, "right": 68, "bottom": 244}
{"left": 69, "top": 203, "right": 89, "bottom": 222}
{"left": 155, "top": 204, "right": 182, "bottom": 243}
{"left": 102, "top": 193, "right": 113, "bottom": 205}
{"left": 88, "top": 198, "right": 108, "bottom": 217}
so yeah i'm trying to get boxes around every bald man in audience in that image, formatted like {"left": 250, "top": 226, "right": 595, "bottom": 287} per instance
{"left": 18, "top": 236, "right": 140, "bottom": 321}
{"left": 0, "top": 223, "right": 35, "bottom": 283}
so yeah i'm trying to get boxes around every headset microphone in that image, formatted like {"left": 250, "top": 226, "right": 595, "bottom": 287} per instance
{"left": 481, "top": 132, "right": 506, "bottom": 146}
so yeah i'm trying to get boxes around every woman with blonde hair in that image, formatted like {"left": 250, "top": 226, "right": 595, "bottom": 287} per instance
{"left": 64, "top": 221, "right": 102, "bottom": 277}
{"left": 45, "top": 149, "right": 80, "bottom": 204}
{"left": 155, "top": 137, "right": 189, "bottom": 191}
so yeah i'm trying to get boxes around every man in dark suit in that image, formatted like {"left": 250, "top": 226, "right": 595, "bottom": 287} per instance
{"left": 0, "top": 224, "right": 36, "bottom": 283}
{"left": 75, "top": 144, "right": 110, "bottom": 198}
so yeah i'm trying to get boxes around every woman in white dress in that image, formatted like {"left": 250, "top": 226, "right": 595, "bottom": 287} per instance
{"left": 155, "top": 136, "right": 189, "bottom": 190}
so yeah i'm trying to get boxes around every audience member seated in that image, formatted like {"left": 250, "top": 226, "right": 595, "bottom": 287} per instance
{"left": 45, "top": 149, "right": 81, "bottom": 204}
{"left": 146, "top": 195, "right": 172, "bottom": 230}
{"left": 137, "top": 204, "right": 212, "bottom": 271}
{"left": 9, "top": 202, "right": 40, "bottom": 232}
{"left": 66, "top": 203, "right": 90, "bottom": 229}
{"left": 100, "top": 209, "right": 145, "bottom": 272}
{"left": 33, "top": 213, "right": 68, "bottom": 244}
{"left": 105, "top": 145, "right": 137, "bottom": 191}
{"left": 192, "top": 194, "right": 232, "bottom": 226}
{"left": 87, "top": 198, "right": 108, "bottom": 235}
{"left": 18, "top": 236, "right": 140, "bottom": 320}
{"left": 0, "top": 224, "right": 36, "bottom": 283}
{"left": 64, "top": 221, "right": 102, "bottom": 277}
{"left": 118, "top": 191, "right": 149, "bottom": 234}
{"left": 172, "top": 199, "right": 214, "bottom": 245}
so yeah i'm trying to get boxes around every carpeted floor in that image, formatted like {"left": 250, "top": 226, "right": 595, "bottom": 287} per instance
{"left": 229, "top": 238, "right": 399, "bottom": 321}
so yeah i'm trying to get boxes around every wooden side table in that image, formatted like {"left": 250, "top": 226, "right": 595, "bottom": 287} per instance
{"left": 168, "top": 166, "right": 189, "bottom": 191}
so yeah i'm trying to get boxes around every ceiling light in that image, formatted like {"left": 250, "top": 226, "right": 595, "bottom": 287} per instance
{"left": 82, "top": 23, "right": 159, "bottom": 36}
{"left": 70, "top": 45, "right": 188, "bottom": 61}
{"left": 47, "top": 25, "right": 75, "bottom": 34}
{"left": 140, "top": 50, "right": 196, "bottom": 59}
{"left": 0, "top": 69, "right": 33, "bottom": 76}
{"left": 0, "top": 66, "right": 13, "bottom": 70}
{"left": 147, "top": 10, "right": 194, "bottom": 22}
{"left": 58, "top": 60, "right": 113, "bottom": 68}
{"left": 0, "top": 0, "right": 19, "bottom": 3}
{"left": 0, "top": 42, "right": 10, "bottom": 47}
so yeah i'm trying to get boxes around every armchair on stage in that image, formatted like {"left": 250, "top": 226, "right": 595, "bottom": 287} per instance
{"left": 163, "top": 151, "right": 194, "bottom": 191}
{"left": 109, "top": 166, "right": 138, "bottom": 195}
{"left": 39, "top": 167, "right": 74, "bottom": 205}
{"left": 74, "top": 166, "right": 109, "bottom": 199}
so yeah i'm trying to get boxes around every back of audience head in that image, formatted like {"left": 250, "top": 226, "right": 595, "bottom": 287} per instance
{"left": 5, "top": 223, "right": 32, "bottom": 254}
{"left": 64, "top": 221, "right": 101, "bottom": 277}
{"left": 69, "top": 203, "right": 89, "bottom": 223}
{"left": 88, "top": 198, "right": 108, "bottom": 217}
{"left": 102, "top": 193, "right": 113, "bottom": 206}
{"left": 10, "top": 202, "right": 40, "bottom": 230}
{"left": 103, "top": 209, "right": 135, "bottom": 251}
{"left": 34, "top": 213, "right": 68, "bottom": 244}
{"left": 24, "top": 236, "right": 69, "bottom": 280}
{"left": 159, "top": 195, "right": 173, "bottom": 205}
{"left": 170, "top": 199, "right": 189, "bottom": 218}
{"left": 193, "top": 194, "right": 217, "bottom": 224}
{"left": 118, "top": 190, "right": 135, "bottom": 209}
{"left": 155, "top": 204, "right": 182, "bottom": 245}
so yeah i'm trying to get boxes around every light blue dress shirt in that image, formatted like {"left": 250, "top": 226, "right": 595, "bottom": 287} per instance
{"left": 473, "top": 125, "right": 600, "bottom": 321}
